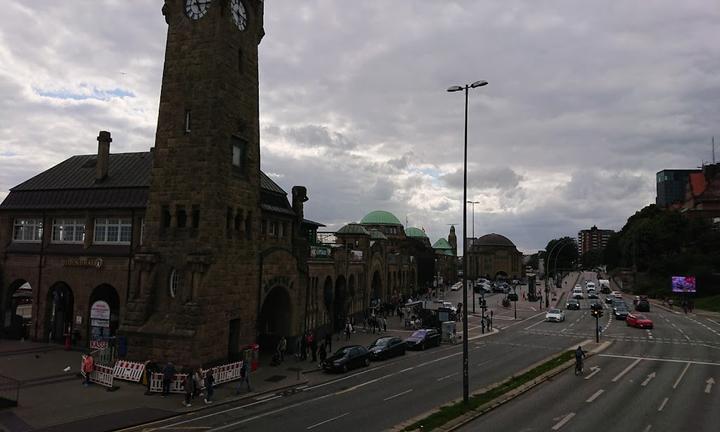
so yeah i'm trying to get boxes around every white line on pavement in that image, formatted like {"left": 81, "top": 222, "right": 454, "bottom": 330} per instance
{"left": 600, "top": 354, "right": 720, "bottom": 367}
{"left": 584, "top": 367, "right": 601, "bottom": 380}
{"left": 437, "top": 372, "right": 458, "bottom": 381}
{"left": 612, "top": 358, "right": 642, "bottom": 382}
{"left": 551, "top": 413, "right": 576, "bottom": 431}
{"left": 586, "top": 389, "right": 604, "bottom": 403}
{"left": 657, "top": 397, "right": 669, "bottom": 412}
{"left": 383, "top": 389, "right": 413, "bottom": 401}
{"left": 158, "top": 396, "right": 283, "bottom": 430}
{"left": 524, "top": 318, "right": 547, "bottom": 330}
{"left": 672, "top": 363, "right": 691, "bottom": 389}
{"left": 643, "top": 424, "right": 652, "bottom": 432}
{"left": 306, "top": 412, "right": 350, "bottom": 430}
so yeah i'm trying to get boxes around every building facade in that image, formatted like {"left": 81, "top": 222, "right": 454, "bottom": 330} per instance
{"left": 577, "top": 226, "right": 614, "bottom": 255}
{"left": 656, "top": 169, "right": 701, "bottom": 208}
{"left": 466, "top": 233, "right": 524, "bottom": 280}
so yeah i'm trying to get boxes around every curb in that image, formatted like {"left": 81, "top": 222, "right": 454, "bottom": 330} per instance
{"left": 391, "top": 339, "right": 611, "bottom": 432}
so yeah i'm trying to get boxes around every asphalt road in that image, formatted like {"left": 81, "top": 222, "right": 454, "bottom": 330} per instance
{"left": 458, "top": 272, "right": 720, "bottom": 432}
{"left": 128, "top": 276, "right": 585, "bottom": 432}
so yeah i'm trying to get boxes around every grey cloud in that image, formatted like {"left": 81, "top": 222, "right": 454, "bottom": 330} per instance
{"left": 440, "top": 166, "right": 524, "bottom": 191}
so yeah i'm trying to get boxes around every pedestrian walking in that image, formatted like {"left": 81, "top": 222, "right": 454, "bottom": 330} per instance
{"left": 183, "top": 371, "right": 194, "bottom": 407}
{"left": 277, "top": 336, "right": 287, "bottom": 362}
{"left": 236, "top": 361, "right": 252, "bottom": 393}
{"left": 204, "top": 368, "right": 215, "bottom": 404}
{"left": 382, "top": 317, "right": 387, "bottom": 333}
{"left": 192, "top": 367, "right": 203, "bottom": 399}
{"left": 319, "top": 342, "right": 327, "bottom": 366}
{"left": 324, "top": 332, "right": 332, "bottom": 353}
{"left": 300, "top": 332, "right": 307, "bottom": 360}
{"left": 345, "top": 321, "right": 352, "bottom": 340}
{"left": 82, "top": 353, "right": 94, "bottom": 386}
{"left": 310, "top": 332, "right": 317, "bottom": 362}
{"left": 161, "top": 361, "right": 176, "bottom": 397}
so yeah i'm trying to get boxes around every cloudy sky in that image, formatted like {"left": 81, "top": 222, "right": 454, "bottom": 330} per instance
{"left": 1, "top": 1, "right": 718, "bottom": 253}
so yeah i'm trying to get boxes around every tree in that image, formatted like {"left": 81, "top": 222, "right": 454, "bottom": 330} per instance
{"left": 544, "top": 237, "right": 579, "bottom": 277}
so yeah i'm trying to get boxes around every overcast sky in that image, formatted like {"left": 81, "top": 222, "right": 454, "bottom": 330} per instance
{"left": 1, "top": 1, "right": 718, "bottom": 253}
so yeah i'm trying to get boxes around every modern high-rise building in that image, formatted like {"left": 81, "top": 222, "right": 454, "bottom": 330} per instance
{"left": 656, "top": 169, "right": 701, "bottom": 208}
{"left": 577, "top": 226, "right": 614, "bottom": 255}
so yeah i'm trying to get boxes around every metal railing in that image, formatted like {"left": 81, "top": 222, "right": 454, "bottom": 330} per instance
{"left": 0, "top": 375, "right": 20, "bottom": 409}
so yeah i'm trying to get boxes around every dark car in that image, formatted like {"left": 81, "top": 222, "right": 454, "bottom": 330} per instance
{"left": 588, "top": 292, "right": 599, "bottom": 299}
{"left": 635, "top": 300, "right": 650, "bottom": 312}
{"left": 605, "top": 295, "right": 614, "bottom": 304}
{"left": 322, "top": 345, "right": 371, "bottom": 373}
{"left": 405, "top": 329, "right": 441, "bottom": 350}
{"left": 566, "top": 298, "right": 581, "bottom": 310}
{"left": 368, "top": 337, "right": 406, "bottom": 360}
{"left": 613, "top": 305, "right": 630, "bottom": 320}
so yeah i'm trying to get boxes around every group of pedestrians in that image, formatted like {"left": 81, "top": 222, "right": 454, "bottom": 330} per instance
{"left": 158, "top": 359, "right": 251, "bottom": 408}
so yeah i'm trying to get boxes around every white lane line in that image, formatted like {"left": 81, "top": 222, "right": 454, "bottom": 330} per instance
{"left": 437, "top": 372, "right": 458, "bottom": 381}
{"left": 612, "top": 358, "right": 642, "bottom": 382}
{"left": 586, "top": 389, "right": 604, "bottom": 403}
{"left": 600, "top": 354, "right": 720, "bottom": 367}
{"left": 673, "top": 363, "right": 691, "bottom": 389}
{"left": 641, "top": 372, "right": 657, "bottom": 387}
{"left": 657, "top": 397, "right": 669, "bottom": 412}
{"left": 524, "top": 318, "right": 547, "bottom": 330}
{"left": 584, "top": 367, "right": 601, "bottom": 380}
{"left": 643, "top": 425, "right": 652, "bottom": 432}
{"left": 551, "top": 413, "right": 576, "bottom": 431}
{"left": 159, "top": 396, "right": 283, "bottom": 429}
{"left": 383, "top": 389, "right": 413, "bottom": 401}
{"left": 503, "top": 311, "right": 547, "bottom": 329}
{"left": 255, "top": 393, "right": 278, "bottom": 401}
{"left": 306, "top": 412, "right": 350, "bottom": 430}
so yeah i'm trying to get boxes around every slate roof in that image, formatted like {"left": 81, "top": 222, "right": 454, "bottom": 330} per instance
{"left": 337, "top": 223, "right": 370, "bottom": 236}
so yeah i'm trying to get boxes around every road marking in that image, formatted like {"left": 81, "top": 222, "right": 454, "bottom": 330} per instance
{"left": 437, "top": 372, "right": 458, "bottom": 381}
{"left": 706, "top": 377, "right": 715, "bottom": 394}
{"left": 643, "top": 424, "right": 652, "bottom": 432}
{"left": 524, "top": 318, "right": 547, "bottom": 330}
{"left": 584, "top": 366, "right": 601, "bottom": 380}
{"left": 600, "top": 354, "right": 720, "bottom": 367}
{"left": 156, "top": 396, "right": 283, "bottom": 430}
{"left": 503, "top": 311, "right": 547, "bottom": 329}
{"left": 255, "top": 393, "right": 278, "bottom": 401}
{"left": 383, "top": 389, "right": 413, "bottom": 401}
{"left": 657, "top": 397, "right": 669, "bottom": 412}
{"left": 641, "top": 372, "right": 656, "bottom": 387}
{"left": 612, "top": 358, "right": 642, "bottom": 382}
{"left": 306, "top": 412, "right": 350, "bottom": 430}
{"left": 672, "top": 363, "right": 691, "bottom": 389}
{"left": 551, "top": 413, "right": 575, "bottom": 430}
{"left": 586, "top": 389, "right": 604, "bottom": 402}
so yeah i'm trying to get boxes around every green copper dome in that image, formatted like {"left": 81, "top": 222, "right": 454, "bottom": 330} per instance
{"left": 360, "top": 210, "right": 402, "bottom": 226}
{"left": 368, "top": 229, "right": 388, "bottom": 240}
{"left": 433, "top": 238, "right": 453, "bottom": 250}
{"left": 405, "top": 227, "right": 428, "bottom": 238}
{"left": 337, "top": 223, "right": 370, "bottom": 236}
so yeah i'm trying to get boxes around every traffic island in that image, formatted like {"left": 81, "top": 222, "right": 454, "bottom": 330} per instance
{"left": 396, "top": 340, "right": 610, "bottom": 432}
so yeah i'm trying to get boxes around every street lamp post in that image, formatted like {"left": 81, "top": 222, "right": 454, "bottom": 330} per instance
{"left": 544, "top": 239, "right": 571, "bottom": 309}
{"left": 467, "top": 200, "right": 479, "bottom": 314}
{"left": 448, "top": 79, "right": 488, "bottom": 404}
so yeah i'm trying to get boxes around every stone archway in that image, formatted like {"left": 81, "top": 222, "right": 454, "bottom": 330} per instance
{"left": 46, "top": 282, "right": 74, "bottom": 344}
{"left": 348, "top": 274, "right": 356, "bottom": 315}
{"left": 333, "top": 276, "right": 347, "bottom": 331}
{"left": 322, "top": 276, "right": 333, "bottom": 325}
{"left": 257, "top": 286, "right": 292, "bottom": 353}
{"left": 88, "top": 284, "right": 120, "bottom": 349}
{"left": 3, "top": 280, "right": 32, "bottom": 340}
{"left": 371, "top": 271, "right": 382, "bottom": 305}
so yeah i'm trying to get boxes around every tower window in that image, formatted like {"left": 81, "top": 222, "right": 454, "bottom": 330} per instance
{"left": 191, "top": 205, "right": 200, "bottom": 229}
{"left": 184, "top": 110, "right": 192, "bottom": 133}
{"left": 245, "top": 211, "right": 252, "bottom": 240}
{"left": 234, "top": 210, "right": 243, "bottom": 231}
{"left": 232, "top": 136, "right": 246, "bottom": 173}
{"left": 176, "top": 206, "right": 187, "bottom": 228}
{"left": 162, "top": 205, "right": 171, "bottom": 228}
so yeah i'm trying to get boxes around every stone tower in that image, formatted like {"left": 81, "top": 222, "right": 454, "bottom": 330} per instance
{"left": 122, "top": 0, "right": 266, "bottom": 365}
{"left": 448, "top": 225, "right": 457, "bottom": 255}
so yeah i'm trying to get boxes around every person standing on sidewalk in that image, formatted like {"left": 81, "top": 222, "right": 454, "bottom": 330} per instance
{"left": 204, "top": 368, "right": 215, "bottom": 404}
{"left": 182, "top": 371, "right": 194, "bottom": 407}
{"left": 192, "top": 367, "right": 203, "bottom": 400}
{"left": 161, "top": 361, "right": 176, "bottom": 397}
{"left": 236, "top": 361, "right": 252, "bottom": 393}
{"left": 277, "top": 336, "right": 287, "bottom": 362}
{"left": 82, "top": 353, "right": 94, "bottom": 386}
{"left": 318, "top": 342, "right": 327, "bottom": 366}
{"left": 310, "top": 332, "right": 318, "bottom": 362}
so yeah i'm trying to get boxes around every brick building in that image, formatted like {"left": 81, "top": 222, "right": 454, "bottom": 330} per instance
{"left": 577, "top": 226, "right": 614, "bottom": 255}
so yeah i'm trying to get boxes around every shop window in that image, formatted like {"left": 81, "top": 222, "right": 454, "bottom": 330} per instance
{"left": 13, "top": 218, "right": 43, "bottom": 242}
{"left": 51, "top": 218, "right": 85, "bottom": 243}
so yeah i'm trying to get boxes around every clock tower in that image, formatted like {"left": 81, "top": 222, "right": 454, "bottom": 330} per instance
{"left": 121, "top": 0, "right": 266, "bottom": 364}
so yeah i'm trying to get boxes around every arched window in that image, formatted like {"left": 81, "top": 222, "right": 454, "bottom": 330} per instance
{"left": 169, "top": 268, "right": 182, "bottom": 298}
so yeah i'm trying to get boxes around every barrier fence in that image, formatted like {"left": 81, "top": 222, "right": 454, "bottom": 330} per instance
{"left": 80, "top": 355, "right": 114, "bottom": 388}
{"left": 112, "top": 360, "right": 146, "bottom": 383}
{"left": 148, "top": 361, "right": 244, "bottom": 393}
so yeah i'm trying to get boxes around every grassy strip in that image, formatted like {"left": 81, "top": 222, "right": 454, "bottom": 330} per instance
{"left": 694, "top": 295, "right": 720, "bottom": 313}
{"left": 404, "top": 350, "right": 575, "bottom": 431}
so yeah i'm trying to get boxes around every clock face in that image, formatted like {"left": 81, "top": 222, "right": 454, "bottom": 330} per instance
{"left": 230, "top": 0, "right": 248, "bottom": 31}
{"left": 185, "top": 0, "right": 211, "bottom": 20}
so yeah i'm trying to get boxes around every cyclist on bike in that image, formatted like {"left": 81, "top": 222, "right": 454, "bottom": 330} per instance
{"left": 575, "top": 346, "right": 586, "bottom": 375}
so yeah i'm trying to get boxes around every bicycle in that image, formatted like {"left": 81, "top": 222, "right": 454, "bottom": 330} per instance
{"left": 575, "top": 359, "right": 584, "bottom": 376}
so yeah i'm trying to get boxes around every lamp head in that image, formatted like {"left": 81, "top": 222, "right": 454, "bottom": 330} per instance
{"left": 471, "top": 80, "right": 488, "bottom": 88}
{"left": 447, "top": 85, "right": 463, "bottom": 92}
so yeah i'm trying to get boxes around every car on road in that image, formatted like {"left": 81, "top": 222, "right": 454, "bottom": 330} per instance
{"left": 322, "top": 345, "right": 371, "bottom": 373}
{"left": 587, "top": 291, "right": 599, "bottom": 299}
{"left": 586, "top": 281, "right": 596, "bottom": 291}
{"left": 367, "top": 337, "right": 406, "bottom": 360}
{"left": 626, "top": 313, "right": 654, "bottom": 329}
{"left": 545, "top": 308, "right": 565, "bottom": 322}
{"left": 612, "top": 291, "right": 623, "bottom": 299}
{"left": 566, "top": 298, "right": 581, "bottom": 310}
{"left": 635, "top": 300, "right": 650, "bottom": 312}
{"left": 405, "top": 328, "right": 441, "bottom": 350}
{"left": 574, "top": 284, "right": 583, "bottom": 290}
{"left": 613, "top": 305, "right": 630, "bottom": 320}
{"left": 572, "top": 288, "right": 584, "bottom": 299}
{"left": 589, "top": 300, "right": 602, "bottom": 310}
{"left": 450, "top": 282, "right": 462, "bottom": 291}
{"left": 605, "top": 295, "right": 614, "bottom": 304}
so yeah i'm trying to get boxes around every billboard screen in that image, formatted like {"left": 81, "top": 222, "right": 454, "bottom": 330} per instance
{"left": 671, "top": 276, "right": 696, "bottom": 293}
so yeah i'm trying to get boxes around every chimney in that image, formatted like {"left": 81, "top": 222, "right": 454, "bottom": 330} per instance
{"left": 291, "top": 186, "right": 308, "bottom": 221}
{"left": 96, "top": 131, "right": 112, "bottom": 182}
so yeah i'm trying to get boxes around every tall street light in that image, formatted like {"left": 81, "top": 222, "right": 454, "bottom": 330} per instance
{"left": 448, "top": 79, "right": 488, "bottom": 404}
{"left": 467, "top": 200, "right": 480, "bottom": 313}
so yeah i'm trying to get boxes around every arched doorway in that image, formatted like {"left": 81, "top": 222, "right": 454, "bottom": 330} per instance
{"left": 46, "top": 282, "right": 74, "bottom": 344}
{"left": 3, "top": 280, "right": 32, "bottom": 340}
{"left": 88, "top": 285, "right": 120, "bottom": 349}
{"left": 333, "top": 276, "right": 347, "bottom": 331}
{"left": 371, "top": 271, "right": 382, "bottom": 306}
{"left": 257, "top": 286, "right": 292, "bottom": 354}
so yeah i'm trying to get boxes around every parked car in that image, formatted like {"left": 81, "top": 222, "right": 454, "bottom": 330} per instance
{"left": 322, "top": 345, "right": 371, "bottom": 373}
{"left": 626, "top": 313, "right": 654, "bottom": 329}
{"left": 635, "top": 300, "right": 650, "bottom": 312}
{"left": 367, "top": 337, "right": 406, "bottom": 360}
{"left": 405, "top": 328, "right": 441, "bottom": 350}
{"left": 566, "top": 298, "right": 581, "bottom": 310}
{"left": 545, "top": 308, "right": 565, "bottom": 322}
{"left": 572, "top": 288, "right": 584, "bottom": 300}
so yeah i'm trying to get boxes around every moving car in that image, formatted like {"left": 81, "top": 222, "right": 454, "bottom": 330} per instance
{"left": 635, "top": 300, "right": 650, "bottom": 312}
{"left": 626, "top": 313, "right": 654, "bottom": 329}
{"left": 566, "top": 298, "right": 581, "bottom": 310}
{"left": 405, "top": 328, "right": 441, "bottom": 350}
{"left": 572, "top": 288, "right": 584, "bottom": 299}
{"left": 587, "top": 291, "right": 599, "bottom": 299}
{"left": 605, "top": 295, "right": 615, "bottom": 304}
{"left": 545, "top": 308, "right": 565, "bottom": 322}
{"left": 450, "top": 282, "right": 462, "bottom": 291}
{"left": 367, "top": 337, "right": 406, "bottom": 360}
{"left": 613, "top": 305, "right": 630, "bottom": 320}
{"left": 322, "top": 345, "right": 371, "bottom": 373}
{"left": 612, "top": 291, "right": 623, "bottom": 299}
{"left": 586, "top": 281, "right": 596, "bottom": 291}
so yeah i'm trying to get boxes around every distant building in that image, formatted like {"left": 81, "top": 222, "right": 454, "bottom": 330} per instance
{"left": 656, "top": 169, "right": 701, "bottom": 208}
{"left": 466, "top": 233, "right": 524, "bottom": 280}
{"left": 577, "top": 226, "right": 614, "bottom": 255}
{"left": 681, "top": 163, "right": 720, "bottom": 220}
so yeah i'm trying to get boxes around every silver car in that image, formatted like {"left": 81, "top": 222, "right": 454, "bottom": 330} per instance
{"left": 545, "top": 308, "right": 565, "bottom": 322}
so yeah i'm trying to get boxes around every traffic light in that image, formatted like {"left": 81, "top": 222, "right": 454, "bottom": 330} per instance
{"left": 591, "top": 308, "right": 604, "bottom": 318}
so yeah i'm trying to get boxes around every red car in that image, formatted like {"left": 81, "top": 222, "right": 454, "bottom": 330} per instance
{"left": 626, "top": 313, "right": 654, "bottom": 329}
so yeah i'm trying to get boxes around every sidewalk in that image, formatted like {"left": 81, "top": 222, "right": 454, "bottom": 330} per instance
{"left": 0, "top": 316, "right": 420, "bottom": 432}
